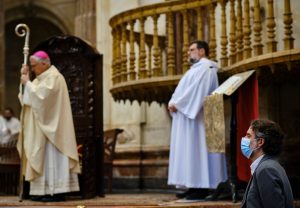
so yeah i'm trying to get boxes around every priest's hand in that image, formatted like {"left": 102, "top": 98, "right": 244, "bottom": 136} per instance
{"left": 168, "top": 104, "right": 177, "bottom": 112}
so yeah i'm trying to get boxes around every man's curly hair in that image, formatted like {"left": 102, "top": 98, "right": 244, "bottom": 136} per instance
{"left": 250, "top": 119, "right": 285, "bottom": 156}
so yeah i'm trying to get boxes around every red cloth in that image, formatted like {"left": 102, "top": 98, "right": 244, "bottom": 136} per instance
{"left": 236, "top": 74, "right": 259, "bottom": 182}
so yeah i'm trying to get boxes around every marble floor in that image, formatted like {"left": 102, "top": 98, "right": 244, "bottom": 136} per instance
{"left": 0, "top": 193, "right": 242, "bottom": 208}
{"left": 0, "top": 193, "right": 299, "bottom": 208}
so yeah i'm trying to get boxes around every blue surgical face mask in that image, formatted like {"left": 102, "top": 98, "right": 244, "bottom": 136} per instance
{"left": 241, "top": 137, "right": 253, "bottom": 159}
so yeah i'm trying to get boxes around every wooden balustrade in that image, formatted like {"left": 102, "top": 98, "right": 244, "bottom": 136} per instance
{"left": 167, "top": 12, "right": 175, "bottom": 76}
{"left": 129, "top": 20, "right": 136, "bottom": 80}
{"left": 109, "top": 0, "right": 298, "bottom": 104}
{"left": 243, "top": 0, "right": 252, "bottom": 59}
{"left": 229, "top": 0, "right": 237, "bottom": 65}
{"left": 236, "top": 0, "right": 243, "bottom": 61}
{"left": 266, "top": 0, "right": 277, "bottom": 53}
{"left": 209, "top": 2, "right": 217, "bottom": 62}
{"left": 283, "top": 0, "right": 294, "bottom": 49}
{"left": 121, "top": 23, "right": 127, "bottom": 82}
{"left": 253, "top": 0, "right": 263, "bottom": 56}
{"left": 220, "top": 0, "right": 228, "bottom": 67}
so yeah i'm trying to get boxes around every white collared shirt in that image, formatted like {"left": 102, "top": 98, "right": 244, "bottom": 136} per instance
{"left": 250, "top": 154, "right": 265, "bottom": 175}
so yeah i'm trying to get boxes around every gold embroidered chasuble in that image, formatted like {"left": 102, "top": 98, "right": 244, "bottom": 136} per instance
{"left": 17, "top": 66, "right": 81, "bottom": 181}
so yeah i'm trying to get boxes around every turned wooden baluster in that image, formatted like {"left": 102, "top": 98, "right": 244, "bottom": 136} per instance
{"left": 229, "top": 0, "right": 237, "bottom": 65}
{"left": 111, "top": 28, "right": 117, "bottom": 84}
{"left": 139, "top": 17, "right": 147, "bottom": 79}
{"left": 152, "top": 14, "right": 161, "bottom": 77}
{"left": 196, "top": 7, "right": 203, "bottom": 40}
{"left": 116, "top": 26, "right": 122, "bottom": 83}
{"left": 167, "top": 12, "right": 175, "bottom": 75}
{"left": 121, "top": 23, "right": 127, "bottom": 82}
{"left": 220, "top": 0, "right": 228, "bottom": 67}
{"left": 209, "top": 2, "right": 217, "bottom": 61}
{"left": 148, "top": 43, "right": 152, "bottom": 77}
{"left": 236, "top": 0, "right": 243, "bottom": 61}
{"left": 283, "top": 0, "right": 294, "bottom": 50}
{"left": 129, "top": 20, "right": 136, "bottom": 80}
{"left": 243, "top": 0, "right": 252, "bottom": 58}
{"left": 253, "top": 0, "right": 263, "bottom": 55}
{"left": 266, "top": 0, "right": 277, "bottom": 52}
{"left": 182, "top": 9, "right": 189, "bottom": 73}
{"left": 160, "top": 46, "right": 163, "bottom": 74}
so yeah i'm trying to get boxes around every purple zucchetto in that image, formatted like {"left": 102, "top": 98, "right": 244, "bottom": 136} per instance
{"left": 32, "top": 50, "right": 49, "bottom": 59}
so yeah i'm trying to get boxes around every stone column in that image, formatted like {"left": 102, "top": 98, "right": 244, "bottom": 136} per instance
{"left": 0, "top": 1, "right": 5, "bottom": 109}
{"left": 75, "top": 0, "right": 96, "bottom": 46}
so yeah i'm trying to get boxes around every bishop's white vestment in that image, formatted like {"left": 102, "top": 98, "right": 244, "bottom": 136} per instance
{"left": 168, "top": 58, "right": 228, "bottom": 189}
{"left": 17, "top": 65, "right": 81, "bottom": 195}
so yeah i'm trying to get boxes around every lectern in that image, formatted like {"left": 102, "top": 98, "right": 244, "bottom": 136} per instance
{"left": 204, "top": 70, "right": 256, "bottom": 202}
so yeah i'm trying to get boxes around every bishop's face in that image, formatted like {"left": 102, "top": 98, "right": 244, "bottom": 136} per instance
{"left": 188, "top": 43, "right": 205, "bottom": 64}
{"left": 30, "top": 57, "right": 48, "bottom": 76}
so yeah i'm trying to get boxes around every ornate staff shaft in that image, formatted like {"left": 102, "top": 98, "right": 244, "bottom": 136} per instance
{"left": 15, "top": 23, "right": 30, "bottom": 202}
{"left": 15, "top": 24, "right": 30, "bottom": 65}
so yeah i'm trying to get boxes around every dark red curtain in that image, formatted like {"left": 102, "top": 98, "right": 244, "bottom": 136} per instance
{"left": 236, "top": 74, "right": 259, "bottom": 182}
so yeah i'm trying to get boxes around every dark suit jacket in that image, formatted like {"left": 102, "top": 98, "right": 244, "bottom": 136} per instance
{"left": 241, "top": 155, "right": 294, "bottom": 208}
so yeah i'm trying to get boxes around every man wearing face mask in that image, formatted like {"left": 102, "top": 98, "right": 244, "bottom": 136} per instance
{"left": 241, "top": 119, "right": 294, "bottom": 208}
{"left": 167, "top": 40, "right": 228, "bottom": 200}
{"left": 0, "top": 107, "right": 20, "bottom": 145}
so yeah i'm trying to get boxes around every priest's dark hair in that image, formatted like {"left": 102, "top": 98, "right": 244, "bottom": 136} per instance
{"left": 3, "top": 107, "right": 14, "bottom": 115}
{"left": 189, "top": 40, "right": 209, "bottom": 57}
{"left": 250, "top": 119, "right": 285, "bottom": 156}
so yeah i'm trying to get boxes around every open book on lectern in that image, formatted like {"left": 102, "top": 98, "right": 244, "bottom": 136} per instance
{"left": 213, "top": 70, "right": 255, "bottom": 96}
{"left": 203, "top": 70, "right": 255, "bottom": 153}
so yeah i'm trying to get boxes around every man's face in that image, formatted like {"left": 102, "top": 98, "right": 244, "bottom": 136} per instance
{"left": 3, "top": 110, "right": 12, "bottom": 121}
{"left": 30, "top": 58, "right": 47, "bottom": 76}
{"left": 188, "top": 43, "right": 205, "bottom": 64}
{"left": 246, "top": 127, "right": 257, "bottom": 150}
{"left": 246, "top": 126, "right": 264, "bottom": 158}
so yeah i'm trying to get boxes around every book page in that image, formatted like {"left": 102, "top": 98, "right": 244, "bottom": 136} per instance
{"left": 213, "top": 70, "right": 255, "bottom": 96}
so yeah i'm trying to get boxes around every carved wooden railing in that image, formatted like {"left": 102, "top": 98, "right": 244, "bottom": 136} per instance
{"left": 109, "top": 0, "right": 298, "bottom": 104}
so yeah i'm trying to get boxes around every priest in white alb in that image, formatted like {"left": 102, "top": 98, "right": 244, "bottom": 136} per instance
{"left": 18, "top": 51, "right": 81, "bottom": 202}
{"left": 168, "top": 40, "right": 228, "bottom": 200}
{"left": 0, "top": 107, "right": 20, "bottom": 145}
